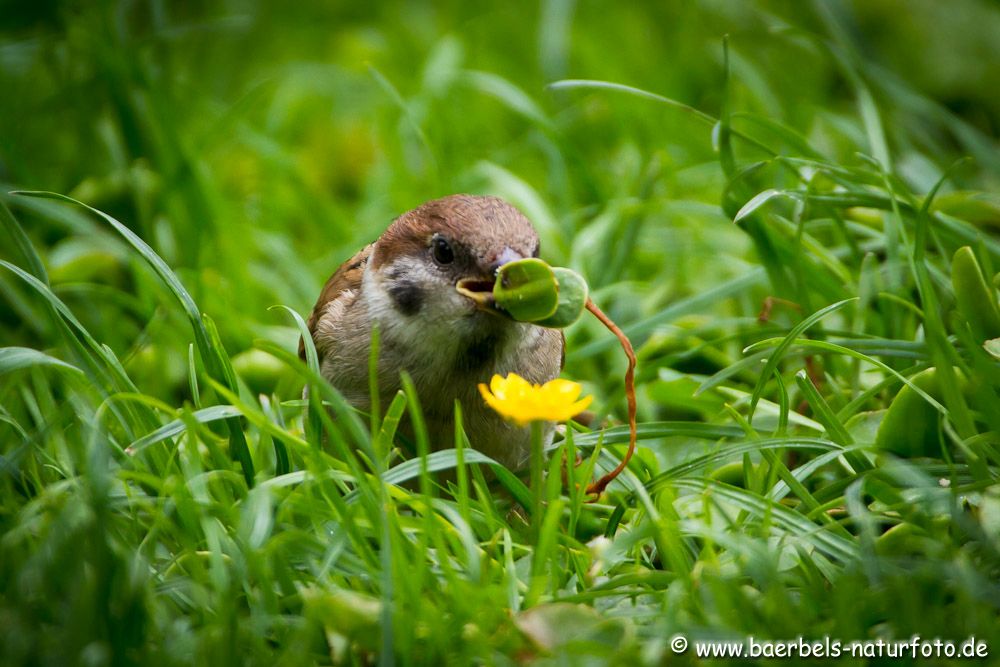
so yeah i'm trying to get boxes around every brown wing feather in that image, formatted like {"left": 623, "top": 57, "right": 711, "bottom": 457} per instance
{"left": 298, "top": 244, "right": 373, "bottom": 360}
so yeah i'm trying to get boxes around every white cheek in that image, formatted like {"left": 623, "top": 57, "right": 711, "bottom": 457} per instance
{"left": 363, "top": 257, "right": 470, "bottom": 348}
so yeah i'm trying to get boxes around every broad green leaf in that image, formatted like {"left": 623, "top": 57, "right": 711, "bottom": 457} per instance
{"left": 951, "top": 246, "right": 1000, "bottom": 342}
{"left": 874, "top": 368, "right": 958, "bottom": 458}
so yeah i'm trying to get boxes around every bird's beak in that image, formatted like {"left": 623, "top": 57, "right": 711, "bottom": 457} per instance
{"left": 456, "top": 277, "right": 504, "bottom": 314}
{"left": 455, "top": 247, "right": 523, "bottom": 316}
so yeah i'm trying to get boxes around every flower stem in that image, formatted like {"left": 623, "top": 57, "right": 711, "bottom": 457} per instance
{"left": 584, "top": 298, "right": 637, "bottom": 496}
{"left": 530, "top": 420, "right": 543, "bottom": 543}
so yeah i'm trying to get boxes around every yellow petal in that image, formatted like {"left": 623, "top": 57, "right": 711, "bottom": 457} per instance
{"left": 508, "top": 373, "right": 532, "bottom": 392}
{"left": 478, "top": 372, "right": 593, "bottom": 425}
{"left": 547, "top": 378, "right": 581, "bottom": 396}
{"left": 478, "top": 382, "right": 503, "bottom": 414}
{"left": 489, "top": 374, "right": 507, "bottom": 399}
{"left": 567, "top": 394, "right": 593, "bottom": 418}
{"left": 542, "top": 378, "right": 581, "bottom": 404}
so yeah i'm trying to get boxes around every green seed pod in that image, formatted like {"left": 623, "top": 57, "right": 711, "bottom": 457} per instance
{"left": 536, "top": 267, "right": 589, "bottom": 328}
{"left": 494, "top": 258, "right": 559, "bottom": 322}
{"left": 951, "top": 246, "right": 1000, "bottom": 342}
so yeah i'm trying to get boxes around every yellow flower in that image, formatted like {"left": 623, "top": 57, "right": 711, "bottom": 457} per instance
{"left": 478, "top": 373, "right": 593, "bottom": 426}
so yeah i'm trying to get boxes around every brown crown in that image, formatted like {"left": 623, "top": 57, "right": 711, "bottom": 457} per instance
{"left": 371, "top": 194, "right": 539, "bottom": 272}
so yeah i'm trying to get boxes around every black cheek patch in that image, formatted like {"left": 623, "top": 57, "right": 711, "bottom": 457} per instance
{"left": 387, "top": 281, "right": 423, "bottom": 316}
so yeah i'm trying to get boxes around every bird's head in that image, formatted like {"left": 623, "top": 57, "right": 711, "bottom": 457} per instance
{"left": 367, "top": 194, "right": 539, "bottom": 329}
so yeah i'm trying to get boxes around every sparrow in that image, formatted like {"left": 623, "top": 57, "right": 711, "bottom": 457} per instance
{"left": 301, "top": 194, "right": 564, "bottom": 470}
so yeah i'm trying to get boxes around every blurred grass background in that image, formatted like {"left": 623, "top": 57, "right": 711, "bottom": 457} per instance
{"left": 3, "top": 0, "right": 1000, "bottom": 664}
{"left": 4, "top": 0, "right": 997, "bottom": 382}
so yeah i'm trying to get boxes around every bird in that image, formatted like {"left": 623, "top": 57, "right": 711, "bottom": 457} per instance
{"left": 301, "top": 194, "right": 564, "bottom": 470}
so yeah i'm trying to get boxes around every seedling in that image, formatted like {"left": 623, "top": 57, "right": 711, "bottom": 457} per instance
{"left": 492, "top": 258, "right": 636, "bottom": 496}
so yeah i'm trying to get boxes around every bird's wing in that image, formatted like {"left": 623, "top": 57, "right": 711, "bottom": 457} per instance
{"left": 299, "top": 243, "right": 373, "bottom": 361}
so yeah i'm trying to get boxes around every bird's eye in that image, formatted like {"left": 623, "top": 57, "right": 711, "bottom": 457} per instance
{"left": 431, "top": 235, "right": 454, "bottom": 265}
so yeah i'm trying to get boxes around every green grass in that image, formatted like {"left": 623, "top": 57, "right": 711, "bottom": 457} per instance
{"left": 3, "top": 1, "right": 1000, "bottom": 665}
